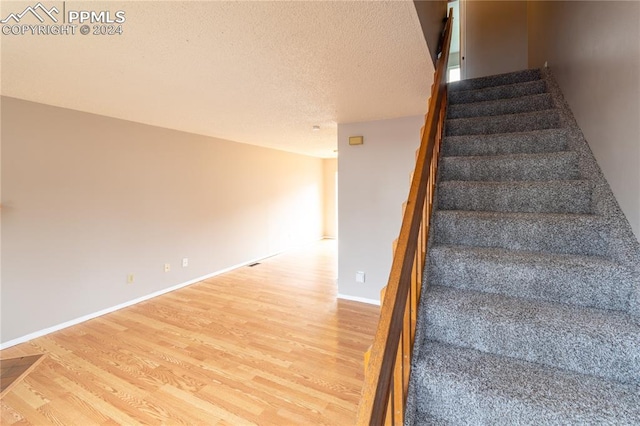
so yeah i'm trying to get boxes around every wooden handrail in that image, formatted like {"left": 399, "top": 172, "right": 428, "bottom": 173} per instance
{"left": 357, "top": 10, "right": 453, "bottom": 426}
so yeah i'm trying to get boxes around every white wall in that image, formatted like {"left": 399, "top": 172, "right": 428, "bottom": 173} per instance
{"left": 464, "top": 0, "right": 528, "bottom": 79}
{"left": 337, "top": 116, "right": 423, "bottom": 303}
{"left": 1, "top": 97, "right": 325, "bottom": 345}
{"left": 527, "top": 1, "right": 640, "bottom": 241}
{"left": 323, "top": 159, "right": 338, "bottom": 239}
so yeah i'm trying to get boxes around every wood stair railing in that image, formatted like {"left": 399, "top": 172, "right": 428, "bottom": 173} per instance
{"left": 358, "top": 10, "right": 453, "bottom": 426}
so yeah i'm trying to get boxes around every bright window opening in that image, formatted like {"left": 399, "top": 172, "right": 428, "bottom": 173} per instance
{"left": 448, "top": 67, "right": 461, "bottom": 83}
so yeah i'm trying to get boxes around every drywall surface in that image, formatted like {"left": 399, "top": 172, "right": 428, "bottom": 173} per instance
{"left": 414, "top": 0, "right": 448, "bottom": 65}
{"left": 528, "top": 1, "right": 640, "bottom": 241}
{"left": 338, "top": 116, "right": 423, "bottom": 302}
{"left": 323, "top": 159, "right": 338, "bottom": 239}
{"left": 464, "top": 0, "right": 528, "bottom": 79}
{"left": 1, "top": 1, "right": 433, "bottom": 159}
{"left": 0, "top": 99, "right": 3, "bottom": 311}
{"left": 1, "top": 97, "right": 324, "bottom": 344}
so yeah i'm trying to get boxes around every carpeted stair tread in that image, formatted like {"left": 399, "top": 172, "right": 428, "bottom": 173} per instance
{"left": 448, "top": 93, "right": 553, "bottom": 119}
{"left": 437, "top": 179, "right": 592, "bottom": 214}
{"left": 412, "top": 412, "right": 449, "bottom": 426}
{"left": 446, "top": 109, "right": 561, "bottom": 136}
{"left": 449, "top": 79, "right": 547, "bottom": 105}
{"left": 433, "top": 210, "right": 608, "bottom": 257}
{"left": 414, "top": 341, "right": 640, "bottom": 424}
{"left": 442, "top": 128, "right": 569, "bottom": 157}
{"left": 424, "top": 285, "right": 640, "bottom": 385}
{"left": 440, "top": 152, "right": 579, "bottom": 182}
{"left": 449, "top": 69, "right": 542, "bottom": 93}
{"left": 428, "top": 245, "right": 633, "bottom": 312}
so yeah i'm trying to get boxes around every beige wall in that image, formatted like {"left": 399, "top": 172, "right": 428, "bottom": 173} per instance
{"left": 464, "top": 0, "right": 528, "bottom": 79}
{"left": 527, "top": 1, "right": 640, "bottom": 240}
{"left": 1, "top": 97, "right": 324, "bottom": 345}
{"left": 338, "top": 116, "right": 423, "bottom": 302}
{"left": 0, "top": 99, "right": 3, "bottom": 311}
{"left": 323, "top": 159, "right": 337, "bottom": 239}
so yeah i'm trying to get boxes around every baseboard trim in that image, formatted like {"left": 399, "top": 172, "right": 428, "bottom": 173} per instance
{"left": 0, "top": 252, "right": 283, "bottom": 350}
{"left": 337, "top": 293, "right": 381, "bottom": 306}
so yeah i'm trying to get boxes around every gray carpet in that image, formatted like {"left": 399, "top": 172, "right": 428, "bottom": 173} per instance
{"left": 406, "top": 68, "right": 640, "bottom": 425}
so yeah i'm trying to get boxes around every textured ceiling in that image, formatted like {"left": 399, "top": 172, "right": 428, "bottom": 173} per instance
{"left": 1, "top": 1, "right": 433, "bottom": 158}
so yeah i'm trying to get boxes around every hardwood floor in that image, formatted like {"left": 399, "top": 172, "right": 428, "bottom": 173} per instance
{"left": 0, "top": 355, "right": 46, "bottom": 397}
{"left": 0, "top": 240, "right": 380, "bottom": 425}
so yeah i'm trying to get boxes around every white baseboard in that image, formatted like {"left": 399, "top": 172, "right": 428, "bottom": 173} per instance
{"left": 337, "top": 293, "right": 381, "bottom": 306}
{"left": 0, "top": 252, "right": 283, "bottom": 350}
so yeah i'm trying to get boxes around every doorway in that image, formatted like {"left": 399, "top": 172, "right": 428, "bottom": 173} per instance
{"left": 447, "top": 0, "right": 463, "bottom": 82}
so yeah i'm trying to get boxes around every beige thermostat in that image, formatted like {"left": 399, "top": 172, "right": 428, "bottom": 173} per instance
{"left": 349, "top": 136, "right": 364, "bottom": 145}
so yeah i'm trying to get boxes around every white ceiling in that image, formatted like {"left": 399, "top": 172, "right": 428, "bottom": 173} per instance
{"left": 0, "top": 1, "right": 433, "bottom": 158}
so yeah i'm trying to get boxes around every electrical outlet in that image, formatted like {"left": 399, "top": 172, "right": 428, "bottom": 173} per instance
{"left": 164, "top": 263, "right": 171, "bottom": 272}
{"left": 127, "top": 274, "right": 135, "bottom": 284}
{"left": 182, "top": 258, "right": 189, "bottom": 267}
{"left": 356, "top": 271, "right": 365, "bottom": 283}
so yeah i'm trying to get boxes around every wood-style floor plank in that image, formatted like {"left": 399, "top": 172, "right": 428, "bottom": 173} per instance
{"left": 0, "top": 355, "right": 46, "bottom": 397}
{"left": 0, "top": 240, "right": 379, "bottom": 425}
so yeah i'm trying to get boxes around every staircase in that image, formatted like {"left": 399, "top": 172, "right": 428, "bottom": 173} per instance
{"left": 407, "top": 69, "right": 640, "bottom": 424}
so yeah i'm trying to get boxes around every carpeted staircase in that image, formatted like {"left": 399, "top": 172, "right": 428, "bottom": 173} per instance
{"left": 407, "top": 68, "right": 640, "bottom": 424}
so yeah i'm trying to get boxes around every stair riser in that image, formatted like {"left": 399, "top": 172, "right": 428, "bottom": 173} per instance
{"left": 449, "top": 69, "right": 542, "bottom": 92}
{"left": 442, "top": 130, "right": 569, "bottom": 157}
{"left": 424, "top": 288, "right": 640, "bottom": 385}
{"left": 446, "top": 110, "right": 560, "bottom": 136}
{"left": 433, "top": 212, "right": 609, "bottom": 257}
{"left": 449, "top": 80, "right": 547, "bottom": 104}
{"left": 437, "top": 181, "right": 592, "bottom": 214}
{"left": 417, "top": 377, "right": 545, "bottom": 424}
{"left": 440, "top": 153, "right": 579, "bottom": 182}
{"left": 428, "top": 247, "right": 632, "bottom": 312}
{"left": 416, "top": 372, "right": 621, "bottom": 425}
{"left": 414, "top": 343, "right": 640, "bottom": 425}
{"left": 448, "top": 94, "right": 553, "bottom": 119}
